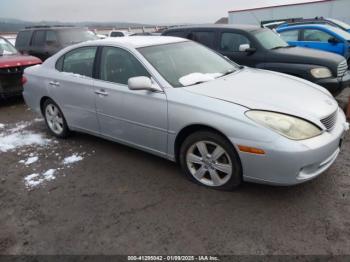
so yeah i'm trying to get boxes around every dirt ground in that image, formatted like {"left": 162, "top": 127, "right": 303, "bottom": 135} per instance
{"left": 0, "top": 98, "right": 350, "bottom": 256}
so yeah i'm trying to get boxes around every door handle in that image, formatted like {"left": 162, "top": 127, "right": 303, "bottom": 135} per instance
{"left": 49, "top": 81, "right": 60, "bottom": 87}
{"left": 94, "top": 89, "right": 109, "bottom": 96}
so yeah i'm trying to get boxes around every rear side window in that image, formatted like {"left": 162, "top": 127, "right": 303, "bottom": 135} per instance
{"left": 16, "top": 31, "right": 32, "bottom": 48}
{"left": 31, "top": 31, "right": 46, "bottom": 47}
{"left": 220, "top": 32, "right": 251, "bottom": 52}
{"left": 99, "top": 47, "right": 150, "bottom": 85}
{"left": 303, "top": 29, "right": 334, "bottom": 42}
{"left": 164, "top": 30, "right": 188, "bottom": 38}
{"left": 59, "top": 47, "right": 97, "bottom": 77}
{"left": 279, "top": 30, "right": 300, "bottom": 41}
{"left": 188, "top": 31, "right": 215, "bottom": 48}
{"left": 46, "top": 30, "right": 59, "bottom": 43}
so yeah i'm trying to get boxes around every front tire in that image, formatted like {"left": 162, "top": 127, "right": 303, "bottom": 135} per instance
{"left": 43, "top": 99, "right": 70, "bottom": 138}
{"left": 179, "top": 131, "right": 242, "bottom": 191}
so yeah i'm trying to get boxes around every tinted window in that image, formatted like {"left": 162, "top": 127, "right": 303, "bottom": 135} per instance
{"left": 110, "top": 32, "right": 124, "bottom": 37}
{"left": 279, "top": 30, "right": 299, "bottom": 41}
{"left": 16, "top": 31, "right": 32, "bottom": 48}
{"left": 46, "top": 30, "right": 58, "bottom": 43}
{"left": 61, "top": 47, "right": 97, "bottom": 77}
{"left": 31, "top": 31, "right": 46, "bottom": 47}
{"left": 58, "top": 29, "right": 98, "bottom": 45}
{"left": 189, "top": 31, "right": 215, "bottom": 48}
{"left": 165, "top": 31, "right": 188, "bottom": 38}
{"left": 220, "top": 32, "right": 251, "bottom": 52}
{"left": 99, "top": 47, "right": 150, "bottom": 85}
{"left": 303, "top": 29, "right": 334, "bottom": 42}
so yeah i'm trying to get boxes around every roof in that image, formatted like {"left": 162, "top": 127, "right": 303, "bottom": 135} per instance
{"left": 91, "top": 36, "right": 188, "bottom": 48}
{"left": 229, "top": 0, "right": 331, "bottom": 13}
{"left": 165, "top": 24, "right": 262, "bottom": 32}
{"left": 215, "top": 17, "right": 229, "bottom": 24}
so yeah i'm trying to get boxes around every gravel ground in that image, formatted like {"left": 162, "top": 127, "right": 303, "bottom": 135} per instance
{"left": 0, "top": 98, "right": 350, "bottom": 256}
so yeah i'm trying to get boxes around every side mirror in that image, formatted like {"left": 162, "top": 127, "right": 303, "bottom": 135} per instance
{"left": 128, "top": 76, "right": 159, "bottom": 92}
{"left": 239, "top": 44, "right": 256, "bottom": 53}
{"left": 328, "top": 37, "right": 340, "bottom": 45}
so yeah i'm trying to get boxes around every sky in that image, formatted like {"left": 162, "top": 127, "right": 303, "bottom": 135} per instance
{"left": 0, "top": 0, "right": 321, "bottom": 24}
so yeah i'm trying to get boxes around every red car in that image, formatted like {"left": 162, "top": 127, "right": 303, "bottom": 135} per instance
{"left": 0, "top": 36, "right": 41, "bottom": 98}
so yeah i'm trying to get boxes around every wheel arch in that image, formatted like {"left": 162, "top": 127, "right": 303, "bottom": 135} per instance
{"left": 40, "top": 96, "right": 52, "bottom": 115}
{"left": 174, "top": 124, "right": 237, "bottom": 163}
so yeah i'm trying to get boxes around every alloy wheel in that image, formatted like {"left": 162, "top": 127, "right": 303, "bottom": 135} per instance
{"left": 45, "top": 103, "right": 64, "bottom": 135}
{"left": 186, "top": 141, "right": 233, "bottom": 187}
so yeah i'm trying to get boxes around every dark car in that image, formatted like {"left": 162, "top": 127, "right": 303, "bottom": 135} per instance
{"left": 15, "top": 26, "right": 98, "bottom": 61}
{"left": 0, "top": 36, "right": 41, "bottom": 98}
{"left": 162, "top": 24, "right": 350, "bottom": 95}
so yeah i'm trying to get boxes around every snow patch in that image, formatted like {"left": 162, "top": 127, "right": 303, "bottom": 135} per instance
{"left": 0, "top": 131, "right": 51, "bottom": 152}
{"left": 24, "top": 169, "right": 56, "bottom": 189}
{"left": 179, "top": 73, "right": 223, "bottom": 86}
{"left": 63, "top": 154, "right": 84, "bottom": 165}
{"left": 19, "top": 156, "right": 39, "bottom": 165}
{"left": 0, "top": 123, "right": 4, "bottom": 129}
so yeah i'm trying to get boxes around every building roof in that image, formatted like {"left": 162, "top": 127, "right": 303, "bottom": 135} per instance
{"left": 229, "top": 0, "right": 332, "bottom": 13}
{"left": 215, "top": 17, "right": 229, "bottom": 24}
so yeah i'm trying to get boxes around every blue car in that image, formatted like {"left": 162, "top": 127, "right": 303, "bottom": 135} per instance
{"left": 277, "top": 24, "right": 350, "bottom": 62}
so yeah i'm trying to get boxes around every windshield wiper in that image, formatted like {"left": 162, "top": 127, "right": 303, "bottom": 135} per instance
{"left": 271, "top": 45, "right": 294, "bottom": 50}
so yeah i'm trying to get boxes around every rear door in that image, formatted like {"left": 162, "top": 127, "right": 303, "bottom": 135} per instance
{"left": 300, "top": 28, "right": 345, "bottom": 56}
{"left": 29, "top": 30, "right": 47, "bottom": 60}
{"left": 49, "top": 46, "right": 99, "bottom": 133}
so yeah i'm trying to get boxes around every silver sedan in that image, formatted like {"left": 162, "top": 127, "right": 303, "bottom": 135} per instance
{"left": 23, "top": 36, "right": 349, "bottom": 190}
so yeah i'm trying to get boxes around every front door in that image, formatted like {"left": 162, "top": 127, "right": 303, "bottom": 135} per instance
{"left": 94, "top": 46, "right": 168, "bottom": 156}
{"left": 300, "top": 29, "right": 345, "bottom": 56}
{"left": 218, "top": 31, "right": 257, "bottom": 67}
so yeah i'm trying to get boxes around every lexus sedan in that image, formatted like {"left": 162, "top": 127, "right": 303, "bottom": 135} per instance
{"left": 23, "top": 36, "right": 349, "bottom": 190}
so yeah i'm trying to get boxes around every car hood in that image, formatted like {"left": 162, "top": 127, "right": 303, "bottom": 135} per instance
{"left": 268, "top": 46, "right": 344, "bottom": 70}
{"left": 0, "top": 54, "right": 42, "bottom": 68}
{"left": 183, "top": 68, "right": 338, "bottom": 122}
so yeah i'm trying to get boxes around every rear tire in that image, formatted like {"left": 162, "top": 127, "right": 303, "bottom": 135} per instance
{"left": 43, "top": 99, "right": 70, "bottom": 138}
{"left": 179, "top": 131, "right": 242, "bottom": 191}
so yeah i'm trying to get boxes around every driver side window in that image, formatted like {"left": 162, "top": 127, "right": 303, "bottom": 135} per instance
{"left": 99, "top": 47, "right": 150, "bottom": 85}
{"left": 303, "top": 29, "right": 334, "bottom": 42}
{"left": 220, "top": 32, "right": 251, "bottom": 52}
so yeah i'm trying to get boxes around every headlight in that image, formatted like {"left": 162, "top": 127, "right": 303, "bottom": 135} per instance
{"left": 246, "top": 111, "right": 322, "bottom": 140}
{"left": 310, "top": 67, "right": 332, "bottom": 79}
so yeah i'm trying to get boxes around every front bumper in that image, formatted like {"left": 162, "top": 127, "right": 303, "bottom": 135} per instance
{"left": 235, "top": 109, "right": 349, "bottom": 186}
{"left": 315, "top": 71, "right": 350, "bottom": 96}
{"left": 0, "top": 73, "right": 23, "bottom": 98}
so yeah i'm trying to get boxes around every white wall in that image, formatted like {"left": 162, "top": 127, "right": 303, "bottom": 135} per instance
{"left": 228, "top": 0, "right": 350, "bottom": 25}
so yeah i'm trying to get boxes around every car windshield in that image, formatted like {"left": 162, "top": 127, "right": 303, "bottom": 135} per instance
{"left": 0, "top": 38, "right": 18, "bottom": 56}
{"left": 58, "top": 29, "right": 99, "bottom": 45}
{"left": 254, "top": 29, "right": 289, "bottom": 50}
{"left": 138, "top": 41, "right": 239, "bottom": 87}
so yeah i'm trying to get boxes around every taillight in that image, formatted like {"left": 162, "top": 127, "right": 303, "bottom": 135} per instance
{"left": 21, "top": 76, "right": 28, "bottom": 85}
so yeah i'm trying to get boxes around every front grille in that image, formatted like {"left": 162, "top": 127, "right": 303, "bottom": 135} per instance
{"left": 0, "top": 66, "right": 24, "bottom": 75}
{"left": 337, "top": 60, "right": 348, "bottom": 77}
{"left": 321, "top": 110, "right": 338, "bottom": 131}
